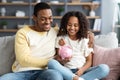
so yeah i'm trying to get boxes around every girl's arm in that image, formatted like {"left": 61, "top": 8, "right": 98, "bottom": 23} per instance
{"left": 76, "top": 52, "right": 93, "bottom": 76}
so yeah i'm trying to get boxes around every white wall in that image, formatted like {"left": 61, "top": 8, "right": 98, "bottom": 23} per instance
{"left": 101, "top": 0, "right": 115, "bottom": 34}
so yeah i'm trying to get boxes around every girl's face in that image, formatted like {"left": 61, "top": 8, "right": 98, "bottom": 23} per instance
{"left": 67, "top": 16, "right": 80, "bottom": 39}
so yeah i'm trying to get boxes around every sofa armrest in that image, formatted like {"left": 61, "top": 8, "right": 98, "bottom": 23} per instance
{"left": 0, "top": 36, "right": 15, "bottom": 75}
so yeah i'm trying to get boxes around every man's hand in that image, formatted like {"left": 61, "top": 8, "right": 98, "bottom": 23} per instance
{"left": 87, "top": 31, "right": 94, "bottom": 48}
{"left": 59, "top": 38, "right": 65, "bottom": 46}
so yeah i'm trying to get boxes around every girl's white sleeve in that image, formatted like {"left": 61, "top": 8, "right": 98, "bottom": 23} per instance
{"left": 82, "top": 39, "right": 93, "bottom": 57}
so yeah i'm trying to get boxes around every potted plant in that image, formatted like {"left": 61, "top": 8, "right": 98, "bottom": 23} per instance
{"left": 0, "top": 21, "right": 8, "bottom": 29}
{"left": 56, "top": 7, "right": 64, "bottom": 16}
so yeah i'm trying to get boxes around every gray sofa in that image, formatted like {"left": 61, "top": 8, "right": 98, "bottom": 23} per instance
{"left": 0, "top": 36, "right": 15, "bottom": 75}
{"left": 0, "top": 32, "right": 120, "bottom": 80}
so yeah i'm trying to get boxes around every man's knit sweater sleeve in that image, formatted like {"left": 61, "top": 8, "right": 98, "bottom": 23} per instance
{"left": 15, "top": 29, "right": 49, "bottom": 68}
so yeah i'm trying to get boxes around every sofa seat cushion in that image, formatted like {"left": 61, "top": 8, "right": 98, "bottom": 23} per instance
{"left": 93, "top": 45, "right": 120, "bottom": 80}
{"left": 0, "top": 36, "right": 15, "bottom": 76}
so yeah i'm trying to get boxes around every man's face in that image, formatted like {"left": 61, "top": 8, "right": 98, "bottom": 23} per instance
{"left": 33, "top": 9, "right": 53, "bottom": 32}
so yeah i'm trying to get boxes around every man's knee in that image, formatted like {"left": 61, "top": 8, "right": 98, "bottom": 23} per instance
{"left": 0, "top": 73, "right": 16, "bottom": 80}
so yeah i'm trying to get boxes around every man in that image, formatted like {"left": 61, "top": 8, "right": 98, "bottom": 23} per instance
{"left": 0, "top": 2, "right": 63, "bottom": 80}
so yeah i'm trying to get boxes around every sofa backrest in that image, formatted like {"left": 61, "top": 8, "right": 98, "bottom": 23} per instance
{"left": 0, "top": 36, "right": 15, "bottom": 76}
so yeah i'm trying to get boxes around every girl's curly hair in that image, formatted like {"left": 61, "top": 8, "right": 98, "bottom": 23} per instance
{"left": 57, "top": 11, "right": 90, "bottom": 40}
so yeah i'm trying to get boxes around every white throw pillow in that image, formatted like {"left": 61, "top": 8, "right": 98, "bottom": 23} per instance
{"left": 94, "top": 32, "right": 118, "bottom": 48}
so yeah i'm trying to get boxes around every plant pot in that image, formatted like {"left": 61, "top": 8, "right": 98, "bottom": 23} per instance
{"left": 3, "top": 25, "right": 7, "bottom": 29}
{"left": 1, "top": 0, "right": 7, "bottom": 3}
{"left": 36, "top": 0, "right": 41, "bottom": 3}
{"left": 71, "top": 0, "right": 80, "bottom": 3}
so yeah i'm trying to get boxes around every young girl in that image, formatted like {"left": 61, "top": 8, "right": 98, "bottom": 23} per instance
{"left": 48, "top": 11, "right": 109, "bottom": 80}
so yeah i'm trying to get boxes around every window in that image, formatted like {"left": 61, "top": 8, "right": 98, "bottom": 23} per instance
{"left": 118, "top": 3, "right": 120, "bottom": 25}
{"left": 113, "top": 0, "right": 120, "bottom": 26}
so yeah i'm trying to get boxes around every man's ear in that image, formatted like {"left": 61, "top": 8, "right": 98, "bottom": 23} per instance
{"left": 33, "top": 15, "right": 37, "bottom": 22}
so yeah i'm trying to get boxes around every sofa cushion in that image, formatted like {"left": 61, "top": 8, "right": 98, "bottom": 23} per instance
{"left": 0, "top": 36, "right": 15, "bottom": 75}
{"left": 95, "top": 32, "right": 118, "bottom": 48}
{"left": 93, "top": 45, "right": 120, "bottom": 80}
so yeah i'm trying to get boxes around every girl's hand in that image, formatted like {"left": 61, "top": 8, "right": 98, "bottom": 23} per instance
{"left": 63, "top": 57, "right": 71, "bottom": 63}
{"left": 54, "top": 55, "right": 70, "bottom": 65}
{"left": 75, "top": 68, "right": 84, "bottom": 76}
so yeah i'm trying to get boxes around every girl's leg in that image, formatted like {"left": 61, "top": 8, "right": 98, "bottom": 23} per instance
{"left": 48, "top": 59, "right": 75, "bottom": 80}
{"left": 37, "top": 69, "right": 63, "bottom": 80}
{"left": 80, "top": 64, "right": 110, "bottom": 80}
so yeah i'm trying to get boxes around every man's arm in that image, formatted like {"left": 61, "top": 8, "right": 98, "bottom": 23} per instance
{"left": 15, "top": 30, "right": 49, "bottom": 68}
{"left": 87, "top": 31, "right": 95, "bottom": 48}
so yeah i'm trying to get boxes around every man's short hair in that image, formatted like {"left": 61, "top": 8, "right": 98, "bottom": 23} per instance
{"left": 33, "top": 2, "right": 51, "bottom": 16}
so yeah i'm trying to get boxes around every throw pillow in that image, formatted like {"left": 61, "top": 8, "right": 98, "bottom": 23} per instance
{"left": 93, "top": 45, "right": 120, "bottom": 80}
{"left": 94, "top": 32, "right": 118, "bottom": 48}
{"left": 0, "top": 36, "right": 15, "bottom": 76}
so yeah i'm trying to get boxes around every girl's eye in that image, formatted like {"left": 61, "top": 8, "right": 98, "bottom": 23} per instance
{"left": 67, "top": 24, "right": 79, "bottom": 27}
{"left": 74, "top": 24, "right": 79, "bottom": 27}
{"left": 67, "top": 24, "right": 72, "bottom": 26}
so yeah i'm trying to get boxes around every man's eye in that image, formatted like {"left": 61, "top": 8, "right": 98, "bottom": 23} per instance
{"left": 40, "top": 18, "right": 45, "bottom": 21}
{"left": 49, "top": 17, "right": 52, "bottom": 20}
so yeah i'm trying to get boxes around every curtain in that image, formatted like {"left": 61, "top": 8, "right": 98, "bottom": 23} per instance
{"left": 118, "top": 3, "right": 120, "bottom": 25}
{"left": 112, "top": 0, "right": 118, "bottom": 29}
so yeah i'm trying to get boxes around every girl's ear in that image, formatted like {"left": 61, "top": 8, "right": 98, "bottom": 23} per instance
{"left": 33, "top": 15, "right": 37, "bottom": 22}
